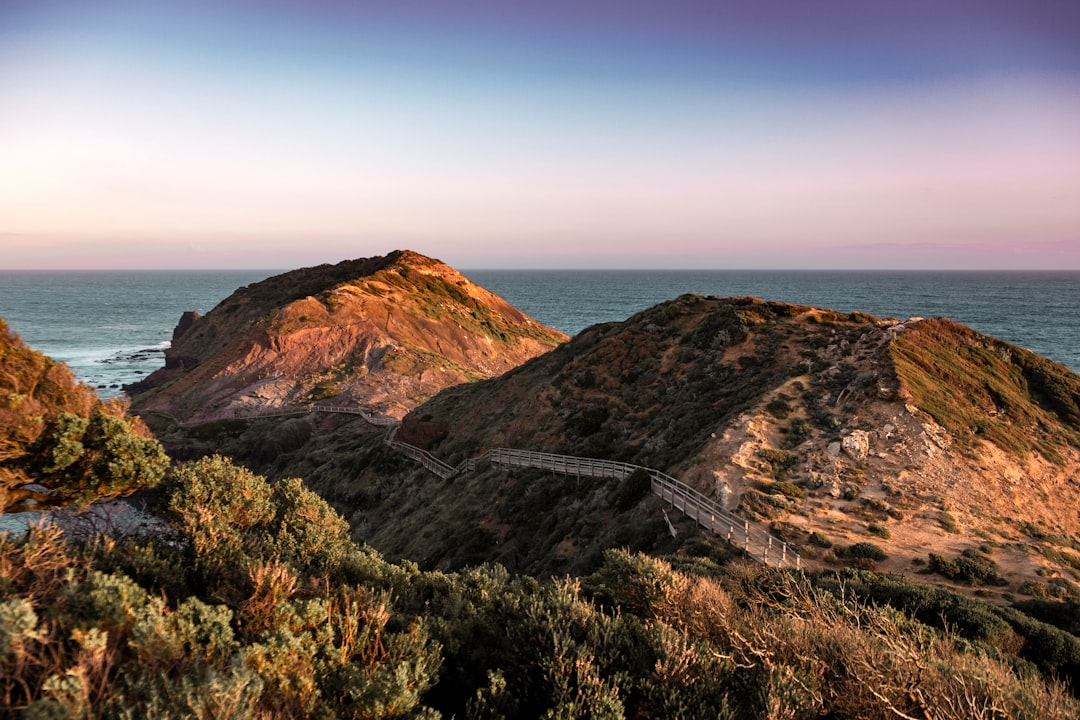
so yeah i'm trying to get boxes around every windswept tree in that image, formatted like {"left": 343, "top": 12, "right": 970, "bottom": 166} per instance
{"left": 0, "top": 318, "right": 168, "bottom": 513}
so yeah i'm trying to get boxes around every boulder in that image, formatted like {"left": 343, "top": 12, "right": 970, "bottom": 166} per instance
{"left": 842, "top": 430, "right": 870, "bottom": 461}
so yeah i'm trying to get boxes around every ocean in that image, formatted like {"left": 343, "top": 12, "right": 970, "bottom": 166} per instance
{"left": 1, "top": 269, "right": 1077, "bottom": 398}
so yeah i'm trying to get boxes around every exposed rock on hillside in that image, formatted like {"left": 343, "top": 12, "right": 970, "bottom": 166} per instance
{"left": 401, "top": 295, "right": 1080, "bottom": 593}
{"left": 128, "top": 250, "right": 567, "bottom": 423}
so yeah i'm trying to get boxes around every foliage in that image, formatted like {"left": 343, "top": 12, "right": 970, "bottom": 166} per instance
{"left": 27, "top": 410, "right": 169, "bottom": 507}
{"left": 1, "top": 319, "right": 166, "bottom": 513}
{"left": 1, "top": 459, "right": 441, "bottom": 719}
{"left": 939, "top": 510, "right": 960, "bottom": 533}
{"left": 927, "top": 549, "right": 1007, "bottom": 586}
{"left": 609, "top": 467, "right": 653, "bottom": 512}
{"left": 162, "top": 455, "right": 354, "bottom": 595}
{"left": 756, "top": 448, "right": 797, "bottom": 475}
{"left": 4, "top": 451, "right": 1080, "bottom": 717}
{"left": 847, "top": 541, "right": 888, "bottom": 562}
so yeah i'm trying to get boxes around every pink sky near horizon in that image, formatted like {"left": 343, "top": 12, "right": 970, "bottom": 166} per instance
{"left": 2, "top": 1, "right": 1079, "bottom": 270}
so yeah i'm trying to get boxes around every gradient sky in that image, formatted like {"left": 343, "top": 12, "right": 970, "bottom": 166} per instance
{"left": 2, "top": 0, "right": 1079, "bottom": 269}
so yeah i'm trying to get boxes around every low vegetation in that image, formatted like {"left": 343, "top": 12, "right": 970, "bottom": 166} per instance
{"left": 4, "top": 455, "right": 1080, "bottom": 718}
{"left": 1, "top": 321, "right": 166, "bottom": 514}
{"left": 890, "top": 317, "right": 1080, "bottom": 458}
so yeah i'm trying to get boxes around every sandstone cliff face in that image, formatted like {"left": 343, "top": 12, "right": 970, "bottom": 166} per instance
{"left": 129, "top": 250, "right": 567, "bottom": 423}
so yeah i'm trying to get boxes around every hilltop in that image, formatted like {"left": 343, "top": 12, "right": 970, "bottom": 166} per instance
{"left": 128, "top": 250, "right": 567, "bottom": 423}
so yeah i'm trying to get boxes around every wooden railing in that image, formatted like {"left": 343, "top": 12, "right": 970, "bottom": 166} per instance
{"left": 480, "top": 448, "right": 801, "bottom": 570}
{"left": 386, "top": 440, "right": 457, "bottom": 479}
{"left": 237, "top": 404, "right": 803, "bottom": 570}
{"left": 314, "top": 405, "right": 400, "bottom": 426}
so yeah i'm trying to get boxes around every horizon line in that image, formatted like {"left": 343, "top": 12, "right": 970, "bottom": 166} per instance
{"left": 3, "top": 266, "right": 1080, "bottom": 273}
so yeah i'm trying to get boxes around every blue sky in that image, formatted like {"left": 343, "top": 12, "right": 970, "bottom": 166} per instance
{"left": 2, "top": 0, "right": 1079, "bottom": 269}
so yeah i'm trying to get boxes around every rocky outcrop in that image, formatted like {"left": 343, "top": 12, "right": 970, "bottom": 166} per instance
{"left": 128, "top": 250, "right": 567, "bottom": 423}
{"left": 172, "top": 311, "right": 201, "bottom": 342}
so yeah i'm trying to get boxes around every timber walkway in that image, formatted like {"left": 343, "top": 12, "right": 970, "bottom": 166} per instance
{"left": 243, "top": 404, "right": 803, "bottom": 570}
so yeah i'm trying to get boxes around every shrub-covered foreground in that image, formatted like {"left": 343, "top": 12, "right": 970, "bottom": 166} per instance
{"left": 3, "top": 456, "right": 1078, "bottom": 719}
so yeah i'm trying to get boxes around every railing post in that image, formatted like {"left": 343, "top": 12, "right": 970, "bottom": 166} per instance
{"left": 744, "top": 522, "right": 750, "bottom": 554}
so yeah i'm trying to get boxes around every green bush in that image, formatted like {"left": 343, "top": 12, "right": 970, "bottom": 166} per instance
{"left": 163, "top": 455, "right": 353, "bottom": 582}
{"left": 848, "top": 542, "right": 888, "bottom": 562}
{"left": 867, "top": 523, "right": 890, "bottom": 539}
{"left": 765, "top": 397, "right": 792, "bottom": 419}
{"left": 610, "top": 468, "right": 653, "bottom": 511}
{"left": 27, "top": 410, "right": 169, "bottom": 508}
{"left": 939, "top": 511, "right": 960, "bottom": 533}
{"left": 928, "top": 550, "right": 1006, "bottom": 586}
{"left": 757, "top": 448, "right": 797, "bottom": 473}
{"left": 767, "top": 481, "right": 805, "bottom": 500}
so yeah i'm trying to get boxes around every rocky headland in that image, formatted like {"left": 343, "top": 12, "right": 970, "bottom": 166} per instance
{"left": 127, "top": 250, "right": 567, "bottom": 423}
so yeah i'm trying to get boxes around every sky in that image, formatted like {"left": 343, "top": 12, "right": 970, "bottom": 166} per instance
{"left": 2, "top": 0, "right": 1079, "bottom": 270}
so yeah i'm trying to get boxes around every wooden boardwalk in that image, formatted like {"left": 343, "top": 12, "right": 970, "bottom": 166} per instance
{"left": 241, "top": 404, "right": 804, "bottom": 570}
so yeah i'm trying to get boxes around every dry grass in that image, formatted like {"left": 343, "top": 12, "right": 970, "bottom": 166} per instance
{"left": 891, "top": 318, "right": 1080, "bottom": 459}
{"left": 644, "top": 556, "right": 1080, "bottom": 719}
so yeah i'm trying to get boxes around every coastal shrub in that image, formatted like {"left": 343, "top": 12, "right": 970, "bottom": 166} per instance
{"left": 0, "top": 319, "right": 97, "bottom": 460}
{"left": 1012, "top": 598, "right": 1080, "bottom": 636}
{"left": 567, "top": 403, "right": 609, "bottom": 436}
{"left": 786, "top": 418, "right": 813, "bottom": 442}
{"left": 765, "top": 480, "right": 804, "bottom": 500}
{"left": 162, "top": 455, "right": 354, "bottom": 604}
{"left": 928, "top": 550, "right": 1007, "bottom": 586}
{"left": 867, "top": 522, "right": 890, "bottom": 539}
{"left": 765, "top": 397, "right": 792, "bottom": 419}
{"left": 847, "top": 542, "right": 888, "bottom": 562}
{"left": 25, "top": 409, "right": 168, "bottom": 509}
{"left": 756, "top": 448, "right": 797, "bottom": 474}
{"left": 939, "top": 510, "right": 960, "bottom": 533}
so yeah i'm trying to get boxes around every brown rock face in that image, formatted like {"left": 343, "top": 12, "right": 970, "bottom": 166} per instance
{"left": 129, "top": 250, "right": 567, "bottom": 423}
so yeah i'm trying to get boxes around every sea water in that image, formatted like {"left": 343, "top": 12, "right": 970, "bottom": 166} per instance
{"left": 1, "top": 269, "right": 1077, "bottom": 398}
{"left": 0, "top": 270, "right": 271, "bottom": 396}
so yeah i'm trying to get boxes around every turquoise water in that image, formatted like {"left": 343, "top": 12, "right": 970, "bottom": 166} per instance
{"left": 1, "top": 269, "right": 1077, "bottom": 397}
